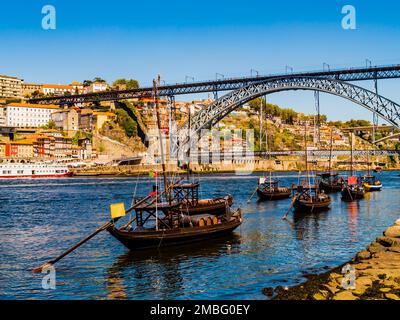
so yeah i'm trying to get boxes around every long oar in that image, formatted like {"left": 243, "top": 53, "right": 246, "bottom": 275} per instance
{"left": 32, "top": 193, "right": 153, "bottom": 273}
{"left": 282, "top": 196, "right": 297, "bottom": 220}
{"left": 247, "top": 187, "right": 259, "bottom": 204}
{"left": 32, "top": 219, "right": 115, "bottom": 273}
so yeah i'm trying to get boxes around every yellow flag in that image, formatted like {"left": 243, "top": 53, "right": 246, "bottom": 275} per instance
{"left": 110, "top": 203, "right": 126, "bottom": 219}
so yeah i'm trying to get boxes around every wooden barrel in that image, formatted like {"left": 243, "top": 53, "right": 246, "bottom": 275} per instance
{"left": 199, "top": 218, "right": 205, "bottom": 227}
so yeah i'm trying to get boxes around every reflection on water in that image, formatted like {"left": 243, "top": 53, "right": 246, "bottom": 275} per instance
{"left": 106, "top": 236, "right": 241, "bottom": 300}
{"left": 0, "top": 171, "right": 400, "bottom": 299}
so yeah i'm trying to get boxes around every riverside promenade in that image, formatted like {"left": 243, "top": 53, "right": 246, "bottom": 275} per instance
{"left": 267, "top": 219, "right": 400, "bottom": 300}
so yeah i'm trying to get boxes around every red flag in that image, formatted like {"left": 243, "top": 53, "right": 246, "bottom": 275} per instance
{"left": 348, "top": 176, "right": 358, "bottom": 185}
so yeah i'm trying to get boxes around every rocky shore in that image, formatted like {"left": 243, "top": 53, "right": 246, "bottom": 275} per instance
{"left": 264, "top": 219, "right": 400, "bottom": 300}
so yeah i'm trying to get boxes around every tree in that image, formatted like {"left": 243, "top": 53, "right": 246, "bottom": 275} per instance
{"left": 83, "top": 80, "right": 93, "bottom": 87}
{"left": 93, "top": 77, "right": 106, "bottom": 83}
{"left": 112, "top": 78, "right": 139, "bottom": 90}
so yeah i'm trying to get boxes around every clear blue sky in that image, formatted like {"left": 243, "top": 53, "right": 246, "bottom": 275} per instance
{"left": 1, "top": 0, "right": 400, "bottom": 122}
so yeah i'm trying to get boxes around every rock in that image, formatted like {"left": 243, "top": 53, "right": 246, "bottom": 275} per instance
{"left": 384, "top": 226, "right": 400, "bottom": 238}
{"left": 354, "top": 263, "right": 371, "bottom": 270}
{"left": 367, "top": 242, "right": 387, "bottom": 254}
{"left": 379, "top": 287, "right": 391, "bottom": 293}
{"left": 322, "top": 284, "right": 339, "bottom": 295}
{"left": 394, "top": 219, "right": 400, "bottom": 227}
{"left": 376, "top": 236, "right": 400, "bottom": 247}
{"left": 262, "top": 287, "right": 274, "bottom": 297}
{"left": 385, "top": 293, "right": 400, "bottom": 300}
{"left": 380, "top": 279, "right": 398, "bottom": 287}
{"left": 333, "top": 291, "right": 358, "bottom": 300}
{"left": 357, "top": 250, "right": 371, "bottom": 260}
{"left": 356, "top": 277, "right": 373, "bottom": 287}
{"left": 312, "top": 292, "right": 327, "bottom": 300}
{"left": 352, "top": 286, "right": 367, "bottom": 296}
{"left": 329, "top": 272, "right": 341, "bottom": 279}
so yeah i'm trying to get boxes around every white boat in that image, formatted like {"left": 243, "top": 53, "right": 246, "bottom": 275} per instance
{"left": 0, "top": 162, "right": 73, "bottom": 179}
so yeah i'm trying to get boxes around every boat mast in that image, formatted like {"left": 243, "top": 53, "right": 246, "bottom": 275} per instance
{"left": 350, "top": 131, "right": 354, "bottom": 176}
{"left": 187, "top": 105, "right": 191, "bottom": 181}
{"left": 328, "top": 127, "right": 333, "bottom": 174}
{"left": 153, "top": 78, "right": 170, "bottom": 202}
{"left": 304, "top": 122, "right": 311, "bottom": 192}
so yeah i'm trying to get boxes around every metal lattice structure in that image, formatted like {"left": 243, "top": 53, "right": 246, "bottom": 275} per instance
{"left": 175, "top": 77, "right": 400, "bottom": 153}
{"left": 30, "top": 64, "right": 400, "bottom": 105}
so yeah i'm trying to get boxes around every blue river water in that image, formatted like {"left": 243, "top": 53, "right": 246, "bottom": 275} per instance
{"left": 0, "top": 171, "right": 399, "bottom": 300}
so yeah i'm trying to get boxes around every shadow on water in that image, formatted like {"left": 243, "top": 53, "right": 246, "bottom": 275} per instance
{"left": 105, "top": 234, "right": 242, "bottom": 299}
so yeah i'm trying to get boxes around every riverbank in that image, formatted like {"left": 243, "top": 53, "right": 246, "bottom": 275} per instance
{"left": 265, "top": 219, "right": 400, "bottom": 300}
{"left": 72, "top": 159, "right": 400, "bottom": 176}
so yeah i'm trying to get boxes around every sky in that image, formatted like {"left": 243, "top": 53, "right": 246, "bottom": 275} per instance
{"left": 1, "top": 0, "right": 400, "bottom": 122}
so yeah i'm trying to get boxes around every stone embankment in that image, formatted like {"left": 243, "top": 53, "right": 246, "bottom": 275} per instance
{"left": 267, "top": 219, "right": 400, "bottom": 300}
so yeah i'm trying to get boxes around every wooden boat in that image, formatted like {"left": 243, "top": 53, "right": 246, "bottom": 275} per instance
{"left": 293, "top": 185, "right": 331, "bottom": 212}
{"left": 341, "top": 175, "right": 365, "bottom": 201}
{"left": 341, "top": 184, "right": 365, "bottom": 201}
{"left": 341, "top": 132, "right": 365, "bottom": 201}
{"left": 317, "top": 172, "right": 344, "bottom": 193}
{"left": 108, "top": 79, "right": 243, "bottom": 251}
{"left": 107, "top": 198, "right": 242, "bottom": 250}
{"left": 361, "top": 175, "right": 382, "bottom": 192}
{"left": 292, "top": 123, "right": 331, "bottom": 213}
{"left": 257, "top": 178, "right": 291, "bottom": 200}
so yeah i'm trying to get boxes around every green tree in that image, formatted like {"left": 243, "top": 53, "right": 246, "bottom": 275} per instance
{"left": 116, "top": 109, "right": 138, "bottom": 137}
{"left": 93, "top": 77, "right": 106, "bottom": 83}
{"left": 112, "top": 78, "right": 140, "bottom": 90}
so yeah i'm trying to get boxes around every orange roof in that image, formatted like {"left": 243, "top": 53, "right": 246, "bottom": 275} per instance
{"left": 140, "top": 98, "right": 167, "bottom": 103}
{"left": 7, "top": 102, "right": 59, "bottom": 109}
{"left": 43, "top": 84, "right": 73, "bottom": 89}
{"left": 69, "top": 81, "right": 83, "bottom": 86}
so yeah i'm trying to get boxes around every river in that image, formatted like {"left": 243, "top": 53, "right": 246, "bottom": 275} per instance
{"left": 0, "top": 171, "right": 399, "bottom": 299}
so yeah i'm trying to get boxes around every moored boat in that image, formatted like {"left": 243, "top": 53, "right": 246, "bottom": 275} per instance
{"left": 257, "top": 177, "right": 291, "bottom": 200}
{"left": 317, "top": 172, "right": 344, "bottom": 193}
{"left": 107, "top": 195, "right": 242, "bottom": 250}
{"left": 293, "top": 185, "right": 331, "bottom": 212}
{"left": 341, "top": 176, "right": 365, "bottom": 201}
{"left": 361, "top": 175, "right": 382, "bottom": 191}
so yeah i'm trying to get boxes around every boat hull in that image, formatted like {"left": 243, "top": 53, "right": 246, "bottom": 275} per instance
{"left": 0, "top": 172, "right": 73, "bottom": 179}
{"left": 257, "top": 189, "right": 291, "bottom": 200}
{"left": 341, "top": 188, "right": 365, "bottom": 201}
{"left": 294, "top": 198, "right": 331, "bottom": 212}
{"left": 107, "top": 218, "right": 242, "bottom": 250}
{"left": 363, "top": 184, "right": 382, "bottom": 192}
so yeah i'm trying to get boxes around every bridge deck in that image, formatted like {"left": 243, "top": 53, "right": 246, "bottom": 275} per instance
{"left": 30, "top": 64, "right": 400, "bottom": 105}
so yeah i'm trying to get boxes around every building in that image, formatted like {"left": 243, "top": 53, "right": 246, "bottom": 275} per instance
{"left": 42, "top": 84, "right": 74, "bottom": 96}
{"left": 69, "top": 82, "right": 84, "bottom": 94}
{"left": 0, "top": 140, "right": 34, "bottom": 158}
{"left": 0, "top": 103, "right": 59, "bottom": 128}
{"left": 22, "top": 83, "right": 43, "bottom": 97}
{"left": 0, "top": 75, "right": 23, "bottom": 99}
{"left": 84, "top": 82, "right": 108, "bottom": 93}
{"left": 93, "top": 111, "right": 116, "bottom": 133}
{"left": 51, "top": 108, "right": 80, "bottom": 136}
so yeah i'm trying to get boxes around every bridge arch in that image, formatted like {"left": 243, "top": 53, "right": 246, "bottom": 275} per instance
{"left": 180, "top": 77, "right": 400, "bottom": 134}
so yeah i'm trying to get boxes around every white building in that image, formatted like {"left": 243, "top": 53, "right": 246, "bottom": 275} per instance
{"left": 1, "top": 103, "right": 59, "bottom": 128}
{"left": 84, "top": 82, "right": 108, "bottom": 93}
{"left": 42, "top": 84, "right": 74, "bottom": 96}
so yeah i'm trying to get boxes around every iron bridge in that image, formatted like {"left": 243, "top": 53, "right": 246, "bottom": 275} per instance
{"left": 30, "top": 64, "right": 400, "bottom": 105}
